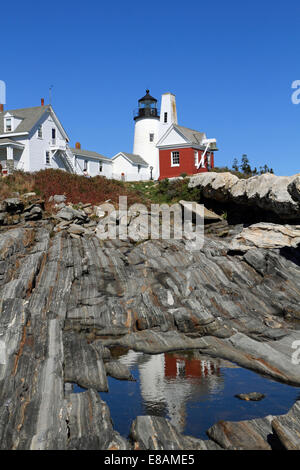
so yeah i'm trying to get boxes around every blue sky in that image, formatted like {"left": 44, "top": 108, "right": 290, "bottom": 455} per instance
{"left": 1, "top": 0, "right": 300, "bottom": 175}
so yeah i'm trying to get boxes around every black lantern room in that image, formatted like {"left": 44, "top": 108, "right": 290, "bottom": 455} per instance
{"left": 134, "top": 90, "right": 159, "bottom": 120}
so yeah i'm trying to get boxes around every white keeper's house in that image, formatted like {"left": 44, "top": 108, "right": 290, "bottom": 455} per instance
{"left": 0, "top": 91, "right": 218, "bottom": 181}
{"left": 0, "top": 100, "right": 113, "bottom": 177}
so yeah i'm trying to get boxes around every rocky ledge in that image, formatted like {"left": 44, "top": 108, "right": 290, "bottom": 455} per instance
{"left": 0, "top": 188, "right": 299, "bottom": 450}
{"left": 189, "top": 172, "right": 300, "bottom": 222}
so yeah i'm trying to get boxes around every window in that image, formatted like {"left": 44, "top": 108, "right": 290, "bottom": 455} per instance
{"left": 45, "top": 151, "right": 50, "bottom": 165}
{"left": 99, "top": 161, "right": 103, "bottom": 172}
{"left": 194, "top": 150, "right": 198, "bottom": 167}
{"left": 5, "top": 118, "right": 12, "bottom": 132}
{"left": 149, "top": 133, "right": 154, "bottom": 142}
{"left": 137, "top": 164, "right": 141, "bottom": 173}
{"left": 84, "top": 160, "right": 88, "bottom": 171}
{"left": 38, "top": 125, "right": 43, "bottom": 138}
{"left": 207, "top": 153, "right": 211, "bottom": 169}
{"left": 164, "top": 112, "right": 168, "bottom": 123}
{"left": 52, "top": 128, "right": 56, "bottom": 144}
{"left": 171, "top": 151, "right": 180, "bottom": 166}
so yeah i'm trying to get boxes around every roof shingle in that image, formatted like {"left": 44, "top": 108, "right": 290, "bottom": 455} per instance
{"left": 0, "top": 106, "right": 50, "bottom": 135}
{"left": 115, "top": 152, "right": 148, "bottom": 166}
{"left": 71, "top": 148, "right": 112, "bottom": 162}
{"left": 173, "top": 124, "right": 205, "bottom": 145}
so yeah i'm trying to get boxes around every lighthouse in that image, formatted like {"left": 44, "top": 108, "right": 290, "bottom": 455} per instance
{"left": 133, "top": 90, "right": 160, "bottom": 180}
{"left": 131, "top": 89, "right": 216, "bottom": 181}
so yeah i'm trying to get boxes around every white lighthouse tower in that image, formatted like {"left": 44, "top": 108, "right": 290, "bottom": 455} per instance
{"left": 133, "top": 90, "right": 160, "bottom": 180}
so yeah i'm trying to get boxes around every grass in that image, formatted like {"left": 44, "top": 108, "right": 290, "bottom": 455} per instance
{"left": 126, "top": 178, "right": 202, "bottom": 205}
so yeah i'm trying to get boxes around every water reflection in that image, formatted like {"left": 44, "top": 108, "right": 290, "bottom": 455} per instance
{"left": 118, "top": 350, "right": 225, "bottom": 433}
{"left": 74, "top": 348, "right": 300, "bottom": 439}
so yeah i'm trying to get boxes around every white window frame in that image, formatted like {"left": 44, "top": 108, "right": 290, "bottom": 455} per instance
{"left": 5, "top": 118, "right": 12, "bottom": 132}
{"left": 194, "top": 150, "right": 198, "bottom": 167}
{"left": 207, "top": 152, "right": 211, "bottom": 169}
{"left": 45, "top": 151, "right": 50, "bottom": 165}
{"left": 149, "top": 133, "right": 154, "bottom": 142}
{"left": 171, "top": 151, "right": 180, "bottom": 167}
{"left": 84, "top": 160, "right": 88, "bottom": 171}
{"left": 99, "top": 161, "right": 103, "bottom": 172}
{"left": 164, "top": 112, "right": 168, "bottom": 123}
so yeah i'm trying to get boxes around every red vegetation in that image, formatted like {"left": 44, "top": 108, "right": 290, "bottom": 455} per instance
{"left": 1, "top": 170, "right": 143, "bottom": 207}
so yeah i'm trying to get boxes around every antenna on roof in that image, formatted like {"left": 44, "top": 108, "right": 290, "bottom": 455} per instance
{"left": 49, "top": 85, "right": 53, "bottom": 105}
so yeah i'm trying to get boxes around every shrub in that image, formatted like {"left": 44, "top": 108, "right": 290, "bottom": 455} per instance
{"left": 0, "top": 169, "right": 143, "bottom": 207}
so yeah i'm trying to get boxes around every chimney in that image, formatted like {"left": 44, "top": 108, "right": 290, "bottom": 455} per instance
{"left": 41, "top": 98, "right": 44, "bottom": 106}
{"left": 75, "top": 142, "right": 81, "bottom": 149}
{"left": 0, "top": 104, "right": 3, "bottom": 113}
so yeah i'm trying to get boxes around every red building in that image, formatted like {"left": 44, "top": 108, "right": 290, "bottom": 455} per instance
{"left": 156, "top": 124, "right": 217, "bottom": 180}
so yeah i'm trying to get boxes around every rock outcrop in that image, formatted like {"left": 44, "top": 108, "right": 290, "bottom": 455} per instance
{"left": 0, "top": 191, "right": 300, "bottom": 450}
{"left": 130, "top": 416, "right": 222, "bottom": 450}
{"left": 229, "top": 223, "right": 300, "bottom": 251}
{"left": 189, "top": 172, "right": 300, "bottom": 221}
{"left": 0, "top": 195, "right": 44, "bottom": 226}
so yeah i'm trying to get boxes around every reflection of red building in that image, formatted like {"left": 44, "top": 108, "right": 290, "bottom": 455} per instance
{"left": 164, "top": 353, "right": 220, "bottom": 379}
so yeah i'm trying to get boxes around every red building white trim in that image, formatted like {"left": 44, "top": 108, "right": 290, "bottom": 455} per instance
{"left": 156, "top": 123, "right": 217, "bottom": 180}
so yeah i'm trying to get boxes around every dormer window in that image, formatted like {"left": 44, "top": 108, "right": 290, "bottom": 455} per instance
{"left": 4, "top": 113, "right": 23, "bottom": 133}
{"left": 5, "top": 118, "right": 12, "bottom": 132}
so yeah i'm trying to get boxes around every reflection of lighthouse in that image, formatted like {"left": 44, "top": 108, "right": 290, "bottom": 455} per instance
{"left": 119, "top": 350, "right": 224, "bottom": 433}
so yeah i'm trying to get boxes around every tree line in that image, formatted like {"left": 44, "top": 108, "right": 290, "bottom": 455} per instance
{"left": 232, "top": 154, "right": 274, "bottom": 176}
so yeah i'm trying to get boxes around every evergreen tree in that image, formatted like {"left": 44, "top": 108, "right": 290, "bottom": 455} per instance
{"left": 241, "top": 154, "right": 252, "bottom": 174}
{"left": 232, "top": 158, "right": 239, "bottom": 172}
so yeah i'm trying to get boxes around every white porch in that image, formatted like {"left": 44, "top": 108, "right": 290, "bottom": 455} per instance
{"left": 0, "top": 139, "right": 25, "bottom": 174}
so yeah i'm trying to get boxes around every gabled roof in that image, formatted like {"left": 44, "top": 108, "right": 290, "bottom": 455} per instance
{"left": 113, "top": 152, "right": 148, "bottom": 166}
{"left": 173, "top": 124, "right": 205, "bottom": 145}
{"left": 156, "top": 123, "right": 207, "bottom": 148}
{"left": 0, "top": 105, "right": 70, "bottom": 141}
{"left": 71, "top": 147, "right": 112, "bottom": 162}
{"left": 0, "top": 106, "right": 50, "bottom": 135}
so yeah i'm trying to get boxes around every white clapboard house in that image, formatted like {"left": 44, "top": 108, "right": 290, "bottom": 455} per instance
{"left": 0, "top": 100, "right": 113, "bottom": 177}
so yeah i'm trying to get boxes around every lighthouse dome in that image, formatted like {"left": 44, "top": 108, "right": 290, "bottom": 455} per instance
{"left": 134, "top": 90, "right": 159, "bottom": 120}
{"left": 138, "top": 89, "right": 157, "bottom": 103}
